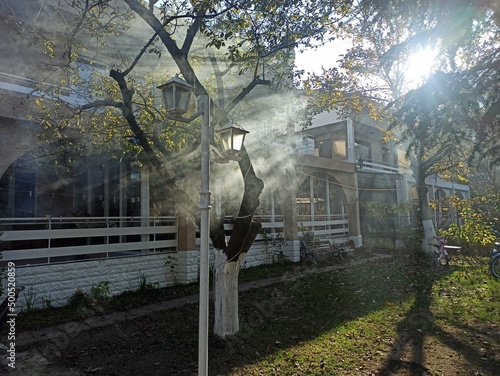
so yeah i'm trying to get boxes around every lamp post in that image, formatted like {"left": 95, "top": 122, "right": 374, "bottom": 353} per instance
{"left": 157, "top": 76, "right": 248, "bottom": 376}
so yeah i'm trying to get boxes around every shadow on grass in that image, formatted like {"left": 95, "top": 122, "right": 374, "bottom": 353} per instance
{"left": 209, "top": 252, "right": 429, "bottom": 374}
{"left": 377, "top": 262, "right": 500, "bottom": 376}
{"left": 42, "top": 253, "right": 411, "bottom": 375}
{"left": 377, "top": 263, "right": 441, "bottom": 375}
{"left": 27, "top": 251, "right": 497, "bottom": 376}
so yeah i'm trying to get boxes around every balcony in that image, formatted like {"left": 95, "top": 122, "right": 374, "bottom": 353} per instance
{"left": 357, "top": 158, "right": 401, "bottom": 174}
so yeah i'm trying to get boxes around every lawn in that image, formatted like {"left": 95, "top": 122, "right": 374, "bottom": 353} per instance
{"left": 6, "top": 250, "right": 500, "bottom": 375}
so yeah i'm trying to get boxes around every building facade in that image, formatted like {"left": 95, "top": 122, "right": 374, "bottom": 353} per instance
{"left": 0, "top": 0, "right": 469, "bottom": 309}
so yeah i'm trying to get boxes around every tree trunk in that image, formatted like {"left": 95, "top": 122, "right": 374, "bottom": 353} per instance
{"left": 212, "top": 147, "right": 263, "bottom": 338}
{"left": 415, "top": 166, "right": 436, "bottom": 253}
{"left": 213, "top": 249, "right": 243, "bottom": 338}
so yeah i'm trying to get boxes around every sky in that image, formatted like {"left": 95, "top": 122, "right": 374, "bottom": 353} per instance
{"left": 295, "top": 39, "right": 438, "bottom": 90}
{"left": 294, "top": 39, "right": 351, "bottom": 75}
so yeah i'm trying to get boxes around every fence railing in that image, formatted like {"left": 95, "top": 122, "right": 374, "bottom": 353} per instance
{"left": 297, "top": 214, "right": 349, "bottom": 238}
{"left": 358, "top": 158, "right": 400, "bottom": 174}
{"left": 0, "top": 214, "right": 349, "bottom": 265}
{"left": 198, "top": 215, "right": 285, "bottom": 245}
{"left": 0, "top": 216, "right": 177, "bottom": 265}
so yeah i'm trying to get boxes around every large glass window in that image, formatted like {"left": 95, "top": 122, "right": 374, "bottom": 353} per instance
{"left": 329, "top": 181, "right": 344, "bottom": 215}
{"left": 0, "top": 149, "right": 141, "bottom": 219}
{"left": 13, "top": 171, "right": 35, "bottom": 217}
{"left": 296, "top": 174, "right": 346, "bottom": 218}
{"left": 312, "top": 177, "right": 327, "bottom": 216}
{"left": 297, "top": 177, "right": 312, "bottom": 216}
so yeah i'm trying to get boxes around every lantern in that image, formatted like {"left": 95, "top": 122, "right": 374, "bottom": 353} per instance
{"left": 157, "top": 75, "right": 193, "bottom": 115}
{"left": 216, "top": 121, "right": 249, "bottom": 154}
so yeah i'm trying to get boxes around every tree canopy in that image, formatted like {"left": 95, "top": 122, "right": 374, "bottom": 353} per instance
{"left": 300, "top": 0, "right": 499, "bottom": 247}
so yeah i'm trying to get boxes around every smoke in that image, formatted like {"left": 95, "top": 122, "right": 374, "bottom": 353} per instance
{"left": 209, "top": 90, "right": 303, "bottom": 217}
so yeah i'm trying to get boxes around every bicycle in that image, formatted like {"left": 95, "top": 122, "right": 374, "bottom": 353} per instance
{"left": 489, "top": 242, "right": 500, "bottom": 279}
{"left": 430, "top": 236, "right": 449, "bottom": 268}
{"left": 429, "top": 236, "right": 462, "bottom": 269}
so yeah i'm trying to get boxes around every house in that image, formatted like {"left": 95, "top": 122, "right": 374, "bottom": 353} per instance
{"left": 0, "top": 0, "right": 469, "bottom": 309}
{"left": 295, "top": 109, "right": 470, "bottom": 249}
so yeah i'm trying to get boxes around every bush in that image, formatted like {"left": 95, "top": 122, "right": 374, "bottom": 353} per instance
{"left": 437, "top": 194, "right": 497, "bottom": 254}
{"left": 68, "top": 281, "right": 111, "bottom": 314}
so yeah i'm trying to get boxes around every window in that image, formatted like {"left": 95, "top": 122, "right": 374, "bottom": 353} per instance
{"left": 296, "top": 174, "right": 346, "bottom": 217}
{"left": 355, "top": 140, "right": 371, "bottom": 161}
{"left": 315, "top": 139, "right": 332, "bottom": 158}
{"left": 382, "top": 147, "right": 394, "bottom": 165}
{"left": 333, "top": 140, "right": 346, "bottom": 158}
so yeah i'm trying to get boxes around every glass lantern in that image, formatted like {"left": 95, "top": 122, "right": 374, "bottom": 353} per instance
{"left": 157, "top": 75, "right": 193, "bottom": 115}
{"left": 216, "top": 121, "right": 249, "bottom": 154}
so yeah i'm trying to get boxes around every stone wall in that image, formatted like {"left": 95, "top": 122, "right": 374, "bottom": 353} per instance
{"left": 240, "top": 239, "right": 301, "bottom": 269}
{"left": 11, "top": 251, "right": 199, "bottom": 310}
{"left": 4, "top": 240, "right": 320, "bottom": 310}
{"left": 8, "top": 239, "right": 301, "bottom": 311}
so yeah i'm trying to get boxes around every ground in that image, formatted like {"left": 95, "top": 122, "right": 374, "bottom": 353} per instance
{"left": 1, "top": 251, "right": 499, "bottom": 375}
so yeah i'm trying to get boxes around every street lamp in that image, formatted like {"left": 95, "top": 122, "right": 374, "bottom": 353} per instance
{"left": 157, "top": 75, "right": 193, "bottom": 115}
{"left": 157, "top": 75, "right": 248, "bottom": 376}
{"left": 216, "top": 121, "right": 249, "bottom": 155}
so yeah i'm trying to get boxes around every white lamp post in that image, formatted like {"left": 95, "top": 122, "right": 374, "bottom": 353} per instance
{"left": 157, "top": 76, "right": 248, "bottom": 376}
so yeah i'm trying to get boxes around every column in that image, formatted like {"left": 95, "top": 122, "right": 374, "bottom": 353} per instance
{"left": 346, "top": 117, "right": 355, "bottom": 163}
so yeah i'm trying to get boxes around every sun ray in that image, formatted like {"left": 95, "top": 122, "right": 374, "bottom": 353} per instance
{"left": 405, "top": 48, "right": 438, "bottom": 88}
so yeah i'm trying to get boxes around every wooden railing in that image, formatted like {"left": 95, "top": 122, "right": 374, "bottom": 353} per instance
{"left": 0, "top": 216, "right": 177, "bottom": 265}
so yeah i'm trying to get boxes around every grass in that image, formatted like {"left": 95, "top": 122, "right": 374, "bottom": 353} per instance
{"left": 10, "top": 250, "right": 500, "bottom": 375}
{"left": 432, "top": 265, "right": 499, "bottom": 324}
{"left": 220, "top": 252, "right": 500, "bottom": 375}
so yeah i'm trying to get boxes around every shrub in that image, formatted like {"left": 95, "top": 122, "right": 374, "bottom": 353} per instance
{"left": 68, "top": 281, "right": 111, "bottom": 314}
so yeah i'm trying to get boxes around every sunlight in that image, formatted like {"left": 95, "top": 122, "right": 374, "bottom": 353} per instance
{"left": 405, "top": 48, "right": 438, "bottom": 88}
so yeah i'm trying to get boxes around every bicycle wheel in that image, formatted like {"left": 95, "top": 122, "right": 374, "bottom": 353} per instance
{"left": 490, "top": 256, "right": 500, "bottom": 279}
{"left": 434, "top": 252, "right": 449, "bottom": 268}
{"left": 433, "top": 252, "right": 440, "bottom": 268}
{"left": 299, "top": 240, "right": 308, "bottom": 261}
{"left": 442, "top": 255, "right": 449, "bottom": 267}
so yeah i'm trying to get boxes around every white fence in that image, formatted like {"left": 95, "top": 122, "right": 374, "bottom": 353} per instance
{"left": 0, "top": 214, "right": 348, "bottom": 265}
{"left": 0, "top": 216, "right": 177, "bottom": 265}
{"left": 297, "top": 214, "right": 350, "bottom": 238}
{"left": 219, "top": 215, "right": 285, "bottom": 243}
{"left": 0, "top": 214, "right": 347, "bottom": 309}
{"left": 358, "top": 158, "right": 400, "bottom": 174}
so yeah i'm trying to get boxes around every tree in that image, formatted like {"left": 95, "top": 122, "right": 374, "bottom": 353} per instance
{"left": 302, "top": 0, "right": 499, "bottom": 252}
{"left": 8, "top": 0, "right": 355, "bottom": 337}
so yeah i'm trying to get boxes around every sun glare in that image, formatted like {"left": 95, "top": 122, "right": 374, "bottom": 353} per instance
{"left": 405, "top": 48, "right": 438, "bottom": 88}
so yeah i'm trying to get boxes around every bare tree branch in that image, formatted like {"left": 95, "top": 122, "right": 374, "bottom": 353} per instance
{"left": 80, "top": 99, "right": 123, "bottom": 110}
{"left": 224, "top": 77, "right": 271, "bottom": 114}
